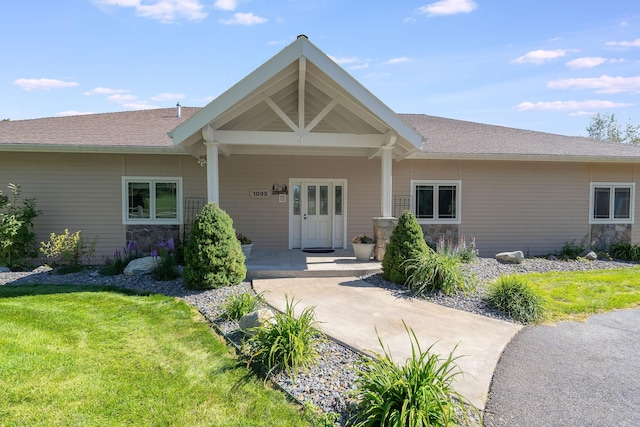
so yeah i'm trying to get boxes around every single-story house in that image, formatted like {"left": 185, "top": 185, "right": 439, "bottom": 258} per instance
{"left": 2, "top": 35, "right": 640, "bottom": 263}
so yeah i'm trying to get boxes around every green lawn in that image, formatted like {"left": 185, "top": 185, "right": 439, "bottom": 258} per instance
{"left": 0, "top": 284, "right": 314, "bottom": 427}
{"left": 523, "top": 266, "right": 640, "bottom": 321}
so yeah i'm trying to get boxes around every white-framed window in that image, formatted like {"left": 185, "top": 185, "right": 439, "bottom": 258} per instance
{"left": 589, "top": 182, "right": 634, "bottom": 224}
{"left": 122, "top": 177, "right": 182, "bottom": 225}
{"left": 411, "top": 180, "right": 461, "bottom": 224}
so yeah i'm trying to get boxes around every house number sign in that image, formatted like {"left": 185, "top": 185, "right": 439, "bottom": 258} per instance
{"left": 250, "top": 189, "right": 270, "bottom": 199}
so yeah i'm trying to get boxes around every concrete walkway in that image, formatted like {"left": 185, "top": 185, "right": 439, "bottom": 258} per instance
{"left": 253, "top": 276, "right": 523, "bottom": 410}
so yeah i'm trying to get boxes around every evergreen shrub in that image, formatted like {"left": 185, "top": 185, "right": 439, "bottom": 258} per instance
{"left": 382, "top": 210, "right": 430, "bottom": 285}
{"left": 183, "top": 203, "right": 246, "bottom": 289}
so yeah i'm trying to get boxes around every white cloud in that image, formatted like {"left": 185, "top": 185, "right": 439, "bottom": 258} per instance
{"left": 108, "top": 94, "right": 137, "bottom": 102}
{"left": 14, "top": 78, "right": 79, "bottom": 91}
{"left": 213, "top": 0, "right": 237, "bottom": 11}
{"left": 566, "top": 57, "right": 607, "bottom": 69}
{"left": 56, "top": 110, "right": 96, "bottom": 117}
{"left": 150, "top": 92, "right": 185, "bottom": 101}
{"left": 268, "top": 39, "right": 290, "bottom": 46}
{"left": 221, "top": 12, "right": 267, "bottom": 25}
{"left": 620, "top": 21, "right": 629, "bottom": 28}
{"left": 93, "top": 0, "right": 207, "bottom": 23}
{"left": 605, "top": 38, "right": 640, "bottom": 48}
{"left": 385, "top": 57, "right": 410, "bottom": 65}
{"left": 328, "top": 56, "right": 360, "bottom": 65}
{"left": 514, "top": 100, "right": 632, "bottom": 112}
{"left": 548, "top": 75, "right": 640, "bottom": 94}
{"left": 347, "top": 63, "right": 369, "bottom": 70}
{"left": 511, "top": 49, "right": 571, "bottom": 64}
{"left": 419, "top": 0, "right": 477, "bottom": 16}
{"left": 328, "top": 55, "right": 369, "bottom": 70}
{"left": 84, "top": 87, "right": 129, "bottom": 95}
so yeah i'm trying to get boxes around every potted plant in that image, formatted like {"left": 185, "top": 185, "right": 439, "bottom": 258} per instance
{"left": 236, "top": 232, "right": 253, "bottom": 261}
{"left": 352, "top": 234, "right": 375, "bottom": 261}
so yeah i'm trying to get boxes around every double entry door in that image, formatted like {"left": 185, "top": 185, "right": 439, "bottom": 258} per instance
{"left": 289, "top": 179, "right": 346, "bottom": 249}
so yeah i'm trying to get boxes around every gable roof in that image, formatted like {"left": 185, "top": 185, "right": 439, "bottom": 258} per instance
{"left": 402, "top": 114, "right": 640, "bottom": 162}
{"left": 0, "top": 108, "right": 198, "bottom": 153}
{"left": 171, "top": 35, "right": 424, "bottom": 159}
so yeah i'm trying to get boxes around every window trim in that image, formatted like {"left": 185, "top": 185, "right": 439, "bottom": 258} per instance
{"left": 589, "top": 182, "right": 635, "bottom": 224}
{"left": 122, "top": 176, "right": 183, "bottom": 225}
{"left": 410, "top": 180, "right": 461, "bottom": 224}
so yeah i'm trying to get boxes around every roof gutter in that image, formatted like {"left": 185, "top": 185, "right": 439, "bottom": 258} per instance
{"left": 0, "top": 144, "right": 190, "bottom": 155}
{"left": 411, "top": 151, "right": 640, "bottom": 164}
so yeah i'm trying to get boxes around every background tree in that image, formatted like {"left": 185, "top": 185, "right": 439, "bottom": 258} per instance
{"left": 586, "top": 113, "right": 640, "bottom": 144}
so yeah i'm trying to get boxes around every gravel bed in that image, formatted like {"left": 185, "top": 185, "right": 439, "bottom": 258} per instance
{"left": 1, "top": 256, "right": 637, "bottom": 425}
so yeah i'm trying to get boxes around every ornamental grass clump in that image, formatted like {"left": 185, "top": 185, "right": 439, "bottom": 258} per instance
{"left": 405, "top": 251, "right": 475, "bottom": 296}
{"left": 183, "top": 203, "right": 246, "bottom": 290}
{"left": 349, "top": 323, "right": 476, "bottom": 427}
{"left": 382, "top": 211, "right": 430, "bottom": 285}
{"left": 247, "top": 295, "right": 325, "bottom": 378}
{"left": 485, "top": 274, "right": 546, "bottom": 324}
{"left": 222, "top": 291, "right": 263, "bottom": 320}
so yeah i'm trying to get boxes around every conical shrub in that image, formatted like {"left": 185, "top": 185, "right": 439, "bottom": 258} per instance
{"left": 382, "top": 210, "right": 431, "bottom": 285}
{"left": 183, "top": 203, "right": 246, "bottom": 289}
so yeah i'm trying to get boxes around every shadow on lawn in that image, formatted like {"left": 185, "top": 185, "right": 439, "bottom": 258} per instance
{"left": 0, "top": 283, "right": 148, "bottom": 299}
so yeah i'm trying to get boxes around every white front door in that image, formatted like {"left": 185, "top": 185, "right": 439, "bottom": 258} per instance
{"left": 289, "top": 179, "right": 346, "bottom": 249}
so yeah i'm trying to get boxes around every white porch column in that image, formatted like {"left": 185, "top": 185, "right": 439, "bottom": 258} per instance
{"left": 205, "top": 141, "right": 219, "bottom": 205}
{"left": 381, "top": 146, "right": 393, "bottom": 217}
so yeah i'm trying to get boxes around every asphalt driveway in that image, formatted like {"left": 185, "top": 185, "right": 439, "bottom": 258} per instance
{"left": 484, "top": 308, "right": 640, "bottom": 427}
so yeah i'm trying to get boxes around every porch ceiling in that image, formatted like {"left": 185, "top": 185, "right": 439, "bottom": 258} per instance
{"left": 172, "top": 36, "right": 423, "bottom": 159}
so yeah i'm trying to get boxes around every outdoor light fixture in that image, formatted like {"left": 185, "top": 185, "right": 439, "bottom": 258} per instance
{"left": 197, "top": 157, "right": 207, "bottom": 166}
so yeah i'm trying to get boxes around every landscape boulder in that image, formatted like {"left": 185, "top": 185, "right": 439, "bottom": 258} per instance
{"left": 580, "top": 250, "right": 598, "bottom": 261}
{"left": 239, "top": 309, "right": 276, "bottom": 335}
{"left": 123, "top": 256, "right": 158, "bottom": 275}
{"left": 495, "top": 250, "right": 524, "bottom": 264}
{"left": 0, "top": 266, "right": 10, "bottom": 273}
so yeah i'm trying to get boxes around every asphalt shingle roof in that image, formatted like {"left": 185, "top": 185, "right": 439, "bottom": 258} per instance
{"left": 2, "top": 108, "right": 640, "bottom": 162}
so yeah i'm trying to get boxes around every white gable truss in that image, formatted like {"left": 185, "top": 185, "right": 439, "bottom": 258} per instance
{"left": 171, "top": 35, "right": 423, "bottom": 215}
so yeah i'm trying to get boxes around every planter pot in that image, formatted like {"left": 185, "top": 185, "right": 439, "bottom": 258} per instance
{"left": 241, "top": 243, "right": 253, "bottom": 261}
{"left": 352, "top": 243, "right": 375, "bottom": 261}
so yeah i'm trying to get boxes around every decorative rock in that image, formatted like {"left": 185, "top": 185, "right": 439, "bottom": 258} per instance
{"left": 495, "top": 250, "right": 524, "bottom": 264}
{"left": 0, "top": 267, "right": 10, "bottom": 273}
{"left": 546, "top": 254, "right": 558, "bottom": 261}
{"left": 581, "top": 250, "right": 598, "bottom": 261}
{"left": 239, "top": 308, "right": 275, "bottom": 335}
{"left": 123, "top": 256, "right": 158, "bottom": 275}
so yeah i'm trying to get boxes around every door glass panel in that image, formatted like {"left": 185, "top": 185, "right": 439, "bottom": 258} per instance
{"left": 308, "top": 185, "right": 316, "bottom": 215}
{"left": 293, "top": 185, "right": 301, "bottom": 215}
{"left": 320, "top": 185, "right": 328, "bottom": 215}
{"left": 335, "top": 185, "right": 342, "bottom": 215}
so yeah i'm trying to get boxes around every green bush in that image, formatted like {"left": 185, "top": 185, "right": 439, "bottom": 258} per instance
{"left": 0, "top": 183, "right": 40, "bottom": 270}
{"left": 39, "top": 229, "right": 96, "bottom": 267}
{"left": 222, "top": 291, "right": 263, "bottom": 320}
{"left": 609, "top": 242, "right": 640, "bottom": 261}
{"left": 382, "top": 211, "right": 430, "bottom": 285}
{"left": 485, "top": 274, "right": 545, "bottom": 323}
{"left": 405, "top": 252, "right": 475, "bottom": 296}
{"left": 349, "top": 323, "right": 475, "bottom": 427}
{"left": 247, "top": 295, "right": 325, "bottom": 378}
{"left": 183, "top": 203, "right": 246, "bottom": 290}
{"left": 559, "top": 239, "right": 586, "bottom": 260}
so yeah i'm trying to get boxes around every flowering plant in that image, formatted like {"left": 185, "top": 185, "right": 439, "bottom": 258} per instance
{"left": 236, "top": 232, "right": 252, "bottom": 245}
{"left": 352, "top": 235, "right": 374, "bottom": 244}
{"left": 152, "top": 237, "right": 179, "bottom": 281}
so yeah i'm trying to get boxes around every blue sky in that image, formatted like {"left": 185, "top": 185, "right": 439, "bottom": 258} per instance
{"left": 1, "top": 0, "right": 638, "bottom": 136}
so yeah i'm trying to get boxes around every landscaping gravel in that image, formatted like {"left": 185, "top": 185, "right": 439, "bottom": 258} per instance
{"left": 1, "top": 256, "right": 638, "bottom": 425}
